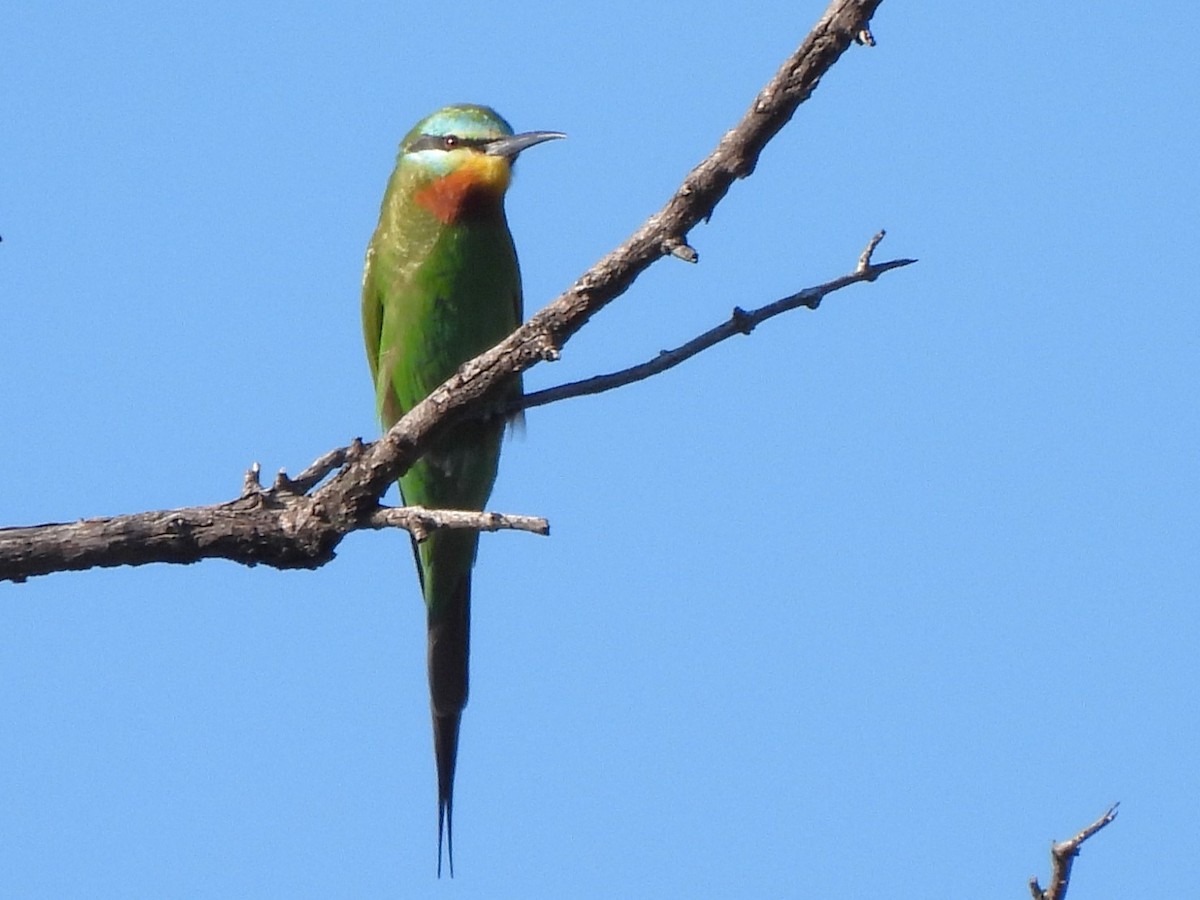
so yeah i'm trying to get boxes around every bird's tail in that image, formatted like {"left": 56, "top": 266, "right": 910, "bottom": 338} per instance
{"left": 427, "top": 571, "right": 471, "bottom": 878}
{"left": 433, "top": 710, "right": 461, "bottom": 878}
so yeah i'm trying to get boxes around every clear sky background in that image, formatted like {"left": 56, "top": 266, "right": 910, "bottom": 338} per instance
{"left": 2, "top": 2, "right": 1197, "bottom": 897}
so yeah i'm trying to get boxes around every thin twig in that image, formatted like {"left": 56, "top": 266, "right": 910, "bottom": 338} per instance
{"left": 368, "top": 506, "right": 550, "bottom": 543}
{"left": 283, "top": 439, "right": 367, "bottom": 494}
{"left": 518, "top": 232, "right": 914, "bottom": 412}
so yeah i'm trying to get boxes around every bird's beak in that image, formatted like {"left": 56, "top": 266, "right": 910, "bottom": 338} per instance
{"left": 484, "top": 130, "right": 567, "bottom": 159}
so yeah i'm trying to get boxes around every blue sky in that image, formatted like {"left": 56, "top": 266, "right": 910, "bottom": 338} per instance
{"left": 3, "top": 2, "right": 1198, "bottom": 896}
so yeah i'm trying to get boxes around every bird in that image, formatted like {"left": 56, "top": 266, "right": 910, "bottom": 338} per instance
{"left": 361, "top": 104, "right": 563, "bottom": 876}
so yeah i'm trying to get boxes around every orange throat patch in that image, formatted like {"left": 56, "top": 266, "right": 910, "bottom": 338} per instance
{"left": 414, "top": 156, "right": 510, "bottom": 223}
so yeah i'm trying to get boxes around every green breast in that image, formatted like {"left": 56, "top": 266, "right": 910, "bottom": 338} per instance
{"left": 363, "top": 199, "right": 523, "bottom": 519}
{"left": 387, "top": 217, "right": 521, "bottom": 419}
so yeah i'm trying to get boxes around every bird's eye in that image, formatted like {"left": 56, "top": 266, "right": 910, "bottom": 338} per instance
{"left": 442, "top": 135, "right": 460, "bottom": 150}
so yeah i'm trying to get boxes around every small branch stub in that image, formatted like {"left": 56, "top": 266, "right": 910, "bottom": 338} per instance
{"left": 731, "top": 306, "right": 755, "bottom": 335}
{"left": 665, "top": 239, "right": 699, "bottom": 263}
{"left": 242, "top": 462, "right": 263, "bottom": 496}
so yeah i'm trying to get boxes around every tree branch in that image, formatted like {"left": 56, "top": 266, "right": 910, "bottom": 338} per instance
{"left": 0, "top": 462, "right": 548, "bottom": 583}
{"left": 517, "top": 231, "right": 914, "bottom": 412}
{"left": 0, "top": 0, "right": 896, "bottom": 583}
{"left": 1029, "top": 804, "right": 1120, "bottom": 900}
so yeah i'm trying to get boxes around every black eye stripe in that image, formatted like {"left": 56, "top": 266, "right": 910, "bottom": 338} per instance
{"left": 405, "top": 133, "right": 491, "bottom": 153}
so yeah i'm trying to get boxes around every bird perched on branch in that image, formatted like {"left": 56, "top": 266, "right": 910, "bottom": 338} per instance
{"left": 361, "top": 104, "right": 563, "bottom": 876}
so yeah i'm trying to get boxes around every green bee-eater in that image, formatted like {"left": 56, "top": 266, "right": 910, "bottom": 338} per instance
{"left": 361, "top": 104, "right": 563, "bottom": 876}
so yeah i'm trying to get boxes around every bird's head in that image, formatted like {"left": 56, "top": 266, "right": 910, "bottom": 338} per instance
{"left": 398, "top": 104, "right": 564, "bottom": 223}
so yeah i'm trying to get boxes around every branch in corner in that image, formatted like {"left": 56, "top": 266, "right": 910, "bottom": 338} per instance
{"left": 1029, "top": 804, "right": 1119, "bottom": 900}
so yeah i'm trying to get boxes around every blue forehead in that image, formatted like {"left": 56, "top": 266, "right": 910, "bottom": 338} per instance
{"left": 407, "top": 104, "right": 514, "bottom": 143}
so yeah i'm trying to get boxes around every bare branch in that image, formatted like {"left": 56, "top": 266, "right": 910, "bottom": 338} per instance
{"left": 0, "top": 488, "right": 547, "bottom": 583}
{"left": 1029, "top": 804, "right": 1120, "bottom": 900}
{"left": 0, "top": 0, "right": 896, "bottom": 582}
{"left": 518, "top": 231, "right": 914, "bottom": 412}
{"left": 0, "top": 494, "right": 338, "bottom": 583}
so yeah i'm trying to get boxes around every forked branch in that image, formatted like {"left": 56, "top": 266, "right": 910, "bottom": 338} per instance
{"left": 1029, "top": 804, "right": 1120, "bottom": 900}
